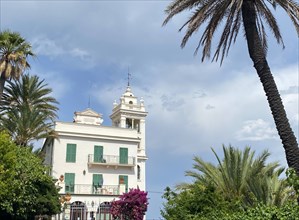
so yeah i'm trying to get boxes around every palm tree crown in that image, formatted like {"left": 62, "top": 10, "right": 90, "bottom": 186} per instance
{"left": 163, "top": 0, "right": 299, "bottom": 174}
{"left": 0, "top": 74, "right": 59, "bottom": 147}
{"left": 182, "top": 145, "right": 293, "bottom": 206}
{"left": 163, "top": 0, "right": 299, "bottom": 63}
{"left": 0, "top": 30, "right": 35, "bottom": 98}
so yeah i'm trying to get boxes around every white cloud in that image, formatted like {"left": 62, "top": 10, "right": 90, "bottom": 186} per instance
{"left": 280, "top": 86, "right": 299, "bottom": 95}
{"left": 205, "top": 104, "right": 215, "bottom": 110}
{"left": 31, "top": 36, "right": 95, "bottom": 68}
{"left": 235, "top": 119, "right": 278, "bottom": 141}
{"left": 161, "top": 94, "right": 185, "bottom": 112}
{"left": 31, "top": 36, "right": 65, "bottom": 57}
{"left": 70, "top": 48, "right": 91, "bottom": 61}
{"left": 31, "top": 68, "right": 72, "bottom": 100}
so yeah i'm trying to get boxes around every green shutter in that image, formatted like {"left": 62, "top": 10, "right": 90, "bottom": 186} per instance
{"left": 119, "top": 148, "right": 128, "bottom": 164}
{"left": 93, "top": 174, "right": 103, "bottom": 187}
{"left": 119, "top": 175, "right": 128, "bottom": 192}
{"left": 65, "top": 173, "right": 75, "bottom": 193}
{"left": 66, "top": 144, "right": 76, "bottom": 162}
{"left": 94, "top": 145, "right": 103, "bottom": 162}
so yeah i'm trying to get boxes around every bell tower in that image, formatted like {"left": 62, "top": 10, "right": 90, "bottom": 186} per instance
{"left": 109, "top": 85, "right": 148, "bottom": 155}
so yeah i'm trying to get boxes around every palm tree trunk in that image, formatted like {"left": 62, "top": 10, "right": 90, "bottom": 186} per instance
{"left": 0, "top": 75, "right": 5, "bottom": 102}
{"left": 241, "top": 0, "right": 299, "bottom": 174}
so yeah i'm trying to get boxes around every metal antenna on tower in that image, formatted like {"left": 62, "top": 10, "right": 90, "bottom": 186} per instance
{"left": 127, "top": 67, "right": 132, "bottom": 87}
{"left": 88, "top": 95, "right": 91, "bottom": 108}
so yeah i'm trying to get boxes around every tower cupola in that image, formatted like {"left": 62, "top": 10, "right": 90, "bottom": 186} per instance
{"left": 110, "top": 86, "right": 147, "bottom": 129}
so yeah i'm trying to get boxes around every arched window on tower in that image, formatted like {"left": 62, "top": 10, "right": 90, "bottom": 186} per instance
{"left": 134, "top": 119, "right": 140, "bottom": 132}
{"left": 137, "top": 165, "right": 141, "bottom": 181}
{"left": 126, "top": 118, "right": 132, "bottom": 128}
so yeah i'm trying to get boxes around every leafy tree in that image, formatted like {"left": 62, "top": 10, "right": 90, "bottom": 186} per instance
{"left": 110, "top": 188, "right": 148, "bottom": 220}
{"left": 0, "top": 132, "right": 17, "bottom": 214}
{"left": 163, "top": 0, "right": 299, "bottom": 173}
{"left": 0, "top": 30, "right": 35, "bottom": 99}
{"left": 222, "top": 202, "right": 299, "bottom": 220}
{"left": 162, "top": 146, "right": 297, "bottom": 219}
{"left": 0, "top": 74, "right": 58, "bottom": 146}
{"left": 0, "top": 131, "right": 61, "bottom": 219}
{"left": 162, "top": 186, "right": 299, "bottom": 220}
{"left": 181, "top": 145, "right": 293, "bottom": 206}
{"left": 161, "top": 183, "right": 242, "bottom": 220}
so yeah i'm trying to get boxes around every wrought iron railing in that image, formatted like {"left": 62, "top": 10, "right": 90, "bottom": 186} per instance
{"left": 88, "top": 154, "right": 135, "bottom": 166}
{"left": 64, "top": 184, "right": 120, "bottom": 195}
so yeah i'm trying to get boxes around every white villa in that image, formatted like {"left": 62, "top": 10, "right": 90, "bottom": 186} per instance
{"left": 42, "top": 85, "right": 148, "bottom": 220}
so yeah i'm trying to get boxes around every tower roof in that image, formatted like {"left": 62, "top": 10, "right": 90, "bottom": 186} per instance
{"left": 110, "top": 85, "right": 147, "bottom": 121}
{"left": 73, "top": 108, "right": 104, "bottom": 125}
{"left": 123, "top": 86, "right": 134, "bottom": 97}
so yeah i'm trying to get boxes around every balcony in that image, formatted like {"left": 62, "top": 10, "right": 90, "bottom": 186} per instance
{"left": 63, "top": 184, "right": 126, "bottom": 195}
{"left": 88, "top": 154, "right": 135, "bottom": 168}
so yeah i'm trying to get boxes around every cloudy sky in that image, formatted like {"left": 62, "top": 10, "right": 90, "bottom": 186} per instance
{"left": 1, "top": 1, "right": 298, "bottom": 219}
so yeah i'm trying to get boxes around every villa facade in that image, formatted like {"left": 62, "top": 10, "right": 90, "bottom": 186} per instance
{"left": 42, "top": 86, "right": 148, "bottom": 220}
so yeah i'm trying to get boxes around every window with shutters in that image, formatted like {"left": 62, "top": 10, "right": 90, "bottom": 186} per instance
{"left": 119, "top": 175, "right": 128, "bottom": 192}
{"left": 94, "top": 145, "right": 104, "bottom": 163}
{"left": 66, "top": 144, "right": 76, "bottom": 162}
{"left": 93, "top": 174, "right": 103, "bottom": 193}
{"left": 119, "top": 148, "right": 128, "bottom": 164}
{"left": 65, "top": 173, "right": 75, "bottom": 193}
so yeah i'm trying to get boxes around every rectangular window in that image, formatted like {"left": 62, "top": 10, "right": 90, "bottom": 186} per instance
{"left": 119, "top": 147, "right": 128, "bottom": 164}
{"left": 119, "top": 175, "right": 128, "bottom": 192}
{"left": 65, "top": 173, "right": 75, "bottom": 193}
{"left": 94, "top": 145, "right": 104, "bottom": 163}
{"left": 93, "top": 174, "right": 103, "bottom": 193}
{"left": 66, "top": 144, "right": 76, "bottom": 162}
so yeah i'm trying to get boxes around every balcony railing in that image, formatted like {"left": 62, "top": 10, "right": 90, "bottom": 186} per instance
{"left": 64, "top": 184, "right": 124, "bottom": 195}
{"left": 88, "top": 154, "right": 135, "bottom": 167}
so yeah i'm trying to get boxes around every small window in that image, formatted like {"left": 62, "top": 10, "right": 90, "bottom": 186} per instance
{"left": 94, "top": 145, "right": 104, "bottom": 163}
{"left": 129, "top": 101, "right": 133, "bottom": 104}
{"left": 65, "top": 173, "right": 75, "bottom": 193}
{"left": 137, "top": 165, "right": 141, "bottom": 180}
{"left": 119, "top": 148, "right": 128, "bottom": 164}
{"left": 119, "top": 175, "right": 128, "bottom": 192}
{"left": 126, "top": 118, "right": 132, "bottom": 128}
{"left": 93, "top": 174, "right": 103, "bottom": 194}
{"left": 66, "top": 144, "right": 76, "bottom": 162}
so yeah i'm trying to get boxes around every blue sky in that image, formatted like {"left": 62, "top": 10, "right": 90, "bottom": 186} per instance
{"left": 1, "top": 1, "right": 298, "bottom": 219}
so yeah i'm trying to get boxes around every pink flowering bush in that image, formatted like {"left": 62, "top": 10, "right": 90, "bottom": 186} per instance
{"left": 110, "top": 188, "right": 148, "bottom": 220}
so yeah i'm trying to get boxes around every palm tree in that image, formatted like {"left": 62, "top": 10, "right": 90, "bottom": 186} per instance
{"left": 247, "top": 166, "right": 293, "bottom": 206}
{"left": 0, "top": 30, "right": 35, "bottom": 99}
{"left": 163, "top": 1, "right": 299, "bottom": 173}
{"left": 180, "top": 145, "right": 293, "bottom": 206}
{"left": 0, "top": 74, "right": 59, "bottom": 146}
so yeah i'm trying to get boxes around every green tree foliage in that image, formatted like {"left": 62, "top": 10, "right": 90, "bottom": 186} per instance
{"left": 0, "top": 132, "right": 61, "bottom": 219}
{"left": 162, "top": 186, "right": 299, "bottom": 220}
{"left": 181, "top": 146, "right": 293, "bottom": 206}
{"left": 0, "top": 74, "right": 59, "bottom": 147}
{"left": 0, "top": 30, "right": 35, "bottom": 99}
{"left": 163, "top": 0, "right": 299, "bottom": 173}
{"left": 0, "top": 132, "right": 17, "bottom": 211}
{"left": 161, "top": 183, "right": 243, "bottom": 220}
{"left": 161, "top": 146, "right": 297, "bottom": 219}
{"left": 226, "top": 202, "right": 299, "bottom": 220}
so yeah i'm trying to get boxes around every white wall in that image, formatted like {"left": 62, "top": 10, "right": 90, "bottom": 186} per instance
{"left": 52, "top": 136, "right": 138, "bottom": 187}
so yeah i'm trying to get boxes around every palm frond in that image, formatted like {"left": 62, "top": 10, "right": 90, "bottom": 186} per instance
{"left": 163, "top": 0, "right": 299, "bottom": 63}
{"left": 0, "top": 74, "right": 59, "bottom": 147}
